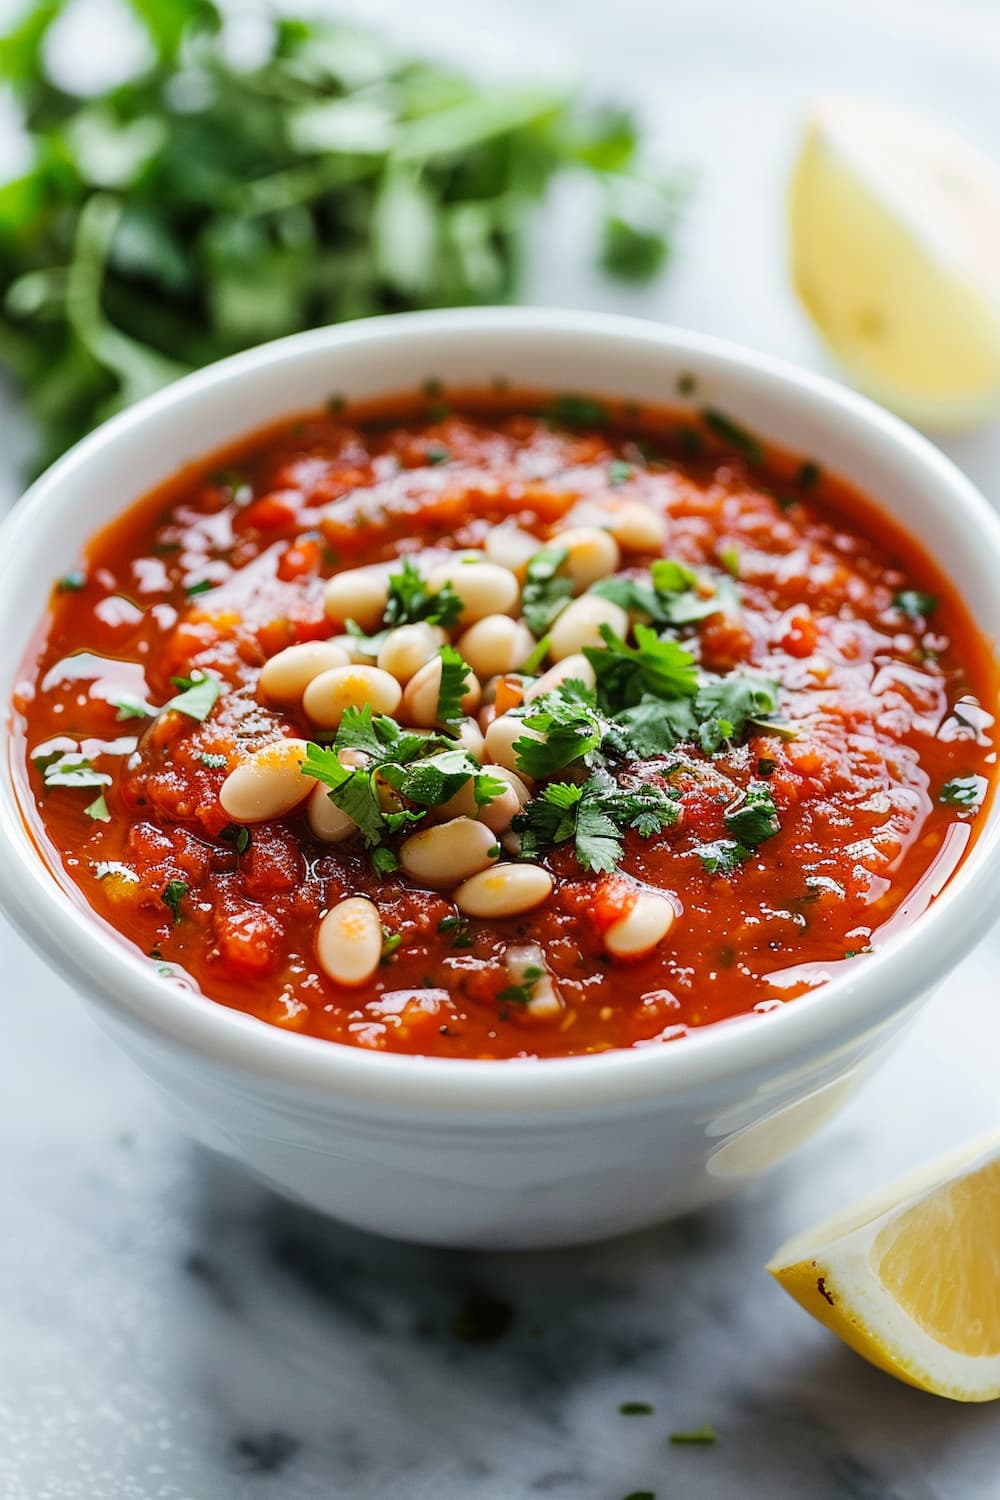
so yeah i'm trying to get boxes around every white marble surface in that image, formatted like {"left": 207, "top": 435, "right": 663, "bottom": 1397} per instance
{"left": 3, "top": 1, "right": 1000, "bottom": 1496}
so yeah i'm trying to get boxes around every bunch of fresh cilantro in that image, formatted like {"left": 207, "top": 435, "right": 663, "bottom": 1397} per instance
{"left": 0, "top": 0, "right": 684, "bottom": 471}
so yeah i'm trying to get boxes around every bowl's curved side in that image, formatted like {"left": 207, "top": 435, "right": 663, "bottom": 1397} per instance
{"left": 0, "top": 309, "right": 998, "bottom": 1215}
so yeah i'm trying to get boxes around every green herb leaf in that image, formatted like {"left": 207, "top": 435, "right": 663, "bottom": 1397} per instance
{"left": 547, "top": 394, "right": 608, "bottom": 427}
{"left": 939, "top": 774, "right": 985, "bottom": 812}
{"left": 163, "top": 672, "right": 220, "bottom": 722}
{"left": 585, "top": 623, "right": 699, "bottom": 711}
{"left": 894, "top": 589, "right": 937, "bottom": 620}
{"left": 723, "top": 781, "right": 780, "bottom": 847}
{"left": 695, "top": 673, "right": 782, "bottom": 754}
{"left": 384, "top": 557, "right": 463, "bottom": 630}
{"left": 56, "top": 568, "right": 87, "bottom": 592}
{"left": 436, "top": 644, "right": 473, "bottom": 727}
{"left": 512, "top": 683, "right": 604, "bottom": 778}
{"left": 697, "top": 839, "right": 751, "bottom": 876}
{"left": 84, "top": 791, "right": 111, "bottom": 822}
{"left": 200, "top": 752, "right": 227, "bottom": 768}
{"left": 161, "top": 879, "right": 188, "bottom": 924}
{"left": 669, "top": 1425, "right": 716, "bottom": 1445}
{"left": 513, "top": 772, "right": 678, "bottom": 873}
{"left": 701, "top": 407, "right": 763, "bottom": 464}
{"left": 608, "top": 459, "right": 634, "bottom": 487}
{"left": 39, "top": 753, "right": 112, "bottom": 791}
{"left": 618, "top": 1402, "right": 654, "bottom": 1416}
{"left": 521, "top": 546, "right": 574, "bottom": 637}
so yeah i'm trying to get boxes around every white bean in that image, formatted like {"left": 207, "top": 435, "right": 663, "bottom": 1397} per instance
{"left": 377, "top": 622, "right": 446, "bottom": 683}
{"left": 307, "top": 782, "right": 357, "bottom": 843}
{"left": 484, "top": 712, "right": 541, "bottom": 775}
{"left": 323, "top": 568, "right": 389, "bottom": 632}
{"left": 398, "top": 818, "right": 499, "bottom": 888}
{"left": 454, "top": 863, "right": 553, "bottom": 918}
{"left": 258, "top": 641, "right": 350, "bottom": 704}
{"left": 504, "top": 943, "right": 564, "bottom": 1018}
{"left": 302, "top": 664, "right": 402, "bottom": 729}
{"left": 316, "top": 896, "right": 382, "bottom": 988}
{"left": 603, "top": 499, "right": 668, "bottom": 553}
{"left": 220, "top": 738, "right": 315, "bottom": 823}
{"left": 428, "top": 559, "right": 519, "bottom": 626}
{"left": 548, "top": 595, "right": 629, "bottom": 661}
{"left": 551, "top": 525, "right": 620, "bottom": 591}
{"left": 401, "top": 655, "right": 481, "bottom": 728}
{"left": 604, "top": 892, "right": 675, "bottom": 958}
{"left": 485, "top": 525, "right": 540, "bottom": 579}
{"left": 457, "top": 615, "right": 535, "bottom": 679}
{"left": 453, "top": 716, "right": 485, "bottom": 763}
{"left": 525, "top": 652, "right": 597, "bottom": 701}
{"left": 478, "top": 766, "right": 530, "bottom": 833}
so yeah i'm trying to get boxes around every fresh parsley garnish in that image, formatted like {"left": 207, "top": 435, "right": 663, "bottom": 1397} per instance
{"left": 56, "top": 568, "right": 86, "bottom": 592}
{"left": 521, "top": 546, "right": 574, "bottom": 637}
{"left": 220, "top": 823, "right": 252, "bottom": 856}
{"left": 546, "top": 394, "right": 609, "bottom": 428}
{"left": 200, "top": 752, "right": 227, "bottom": 769}
{"left": 698, "top": 839, "right": 751, "bottom": 876}
{"left": 618, "top": 1402, "right": 654, "bottom": 1416}
{"left": 384, "top": 558, "right": 463, "bottom": 630}
{"left": 185, "top": 578, "right": 216, "bottom": 596}
{"left": 694, "top": 672, "right": 782, "bottom": 754}
{"left": 438, "top": 913, "right": 473, "bottom": 948}
{"left": 161, "top": 879, "right": 188, "bottom": 924}
{"left": 381, "top": 929, "right": 403, "bottom": 961}
{"left": 893, "top": 589, "right": 937, "bottom": 620}
{"left": 163, "top": 672, "right": 221, "bottom": 723}
{"left": 521, "top": 633, "right": 552, "bottom": 675}
{"left": 669, "top": 1425, "right": 716, "bottom": 1445}
{"left": 110, "top": 696, "right": 153, "bottom": 721}
{"left": 608, "top": 459, "right": 634, "bottom": 487}
{"left": 592, "top": 558, "right": 731, "bottom": 628}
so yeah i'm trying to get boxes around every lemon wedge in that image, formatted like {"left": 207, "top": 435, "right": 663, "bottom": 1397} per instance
{"left": 768, "top": 1130, "right": 1000, "bottom": 1401}
{"left": 788, "top": 96, "right": 1000, "bottom": 428}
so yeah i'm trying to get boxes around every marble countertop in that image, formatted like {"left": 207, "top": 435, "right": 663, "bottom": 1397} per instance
{"left": 3, "top": 2, "right": 1000, "bottom": 1496}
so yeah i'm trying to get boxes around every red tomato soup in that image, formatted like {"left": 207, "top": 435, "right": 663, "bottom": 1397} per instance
{"left": 11, "top": 392, "right": 997, "bottom": 1059}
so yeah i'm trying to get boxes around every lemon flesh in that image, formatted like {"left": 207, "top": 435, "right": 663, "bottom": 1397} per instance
{"left": 789, "top": 96, "right": 1000, "bottom": 429}
{"left": 768, "top": 1130, "right": 1000, "bottom": 1401}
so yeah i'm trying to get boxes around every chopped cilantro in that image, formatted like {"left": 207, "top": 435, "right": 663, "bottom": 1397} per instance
{"left": 697, "top": 839, "right": 751, "bottom": 876}
{"left": 425, "top": 443, "right": 450, "bottom": 465}
{"left": 511, "top": 683, "right": 604, "bottom": 778}
{"left": 585, "top": 623, "right": 699, "bottom": 711}
{"left": 110, "top": 696, "right": 152, "bottom": 721}
{"left": 757, "top": 756, "right": 776, "bottom": 778}
{"left": 694, "top": 672, "right": 782, "bottom": 754}
{"left": 200, "top": 752, "right": 227, "bottom": 769}
{"left": 436, "top": 644, "right": 473, "bottom": 726}
{"left": 185, "top": 579, "right": 216, "bottom": 596}
{"left": 939, "top": 775, "right": 985, "bottom": 812}
{"left": 592, "top": 561, "right": 726, "bottom": 629}
{"left": 619, "top": 1402, "right": 654, "bottom": 1416}
{"left": 161, "top": 879, "right": 188, "bottom": 924}
{"left": 608, "top": 458, "right": 634, "bottom": 487}
{"left": 163, "top": 672, "right": 221, "bottom": 723}
{"left": 513, "top": 772, "right": 678, "bottom": 873}
{"left": 384, "top": 557, "right": 463, "bottom": 630}
{"left": 381, "top": 929, "right": 403, "bottom": 961}
{"left": 521, "top": 546, "right": 574, "bottom": 636}
{"left": 56, "top": 568, "right": 86, "bottom": 592}
{"left": 701, "top": 407, "right": 764, "bottom": 464}
{"left": 723, "top": 782, "right": 780, "bottom": 847}
{"left": 84, "top": 792, "right": 111, "bottom": 822}
{"left": 547, "top": 394, "right": 609, "bottom": 428}
{"left": 381, "top": 748, "right": 505, "bottom": 810}
{"left": 38, "top": 753, "right": 112, "bottom": 791}
{"left": 797, "top": 458, "right": 822, "bottom": 489}
{"left": 669, "top": 1425, "right": 716, "bottom": 1445}
{"left": 893, "top": 589, "right": 937, "bottom": 620}
{"left": 221, "top": 823, "right": 251, "bottom": 856}
{"left": 438, "top": 913, "right": 473, "bottom": 948}
{"left": 718, "top": 543, "right": 740, "bottom": 578}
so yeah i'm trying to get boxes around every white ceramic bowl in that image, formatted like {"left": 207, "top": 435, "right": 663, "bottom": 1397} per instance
{"left": 2, "top": 309, "right": 999, "bottom": 1249}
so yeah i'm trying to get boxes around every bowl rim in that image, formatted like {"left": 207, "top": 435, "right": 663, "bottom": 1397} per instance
{"left": 2, "top": 305, "right": 999, "bottom": 1116}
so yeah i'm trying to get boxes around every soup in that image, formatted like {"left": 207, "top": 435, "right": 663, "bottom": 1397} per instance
{"left": 12, "top": 392, "right": 996, "bottom": 1058}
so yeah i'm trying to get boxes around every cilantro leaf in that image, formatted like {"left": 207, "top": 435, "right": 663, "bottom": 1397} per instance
{"left": 521, "top": 546, "right": 574, "bottom": 636}
{"left": 697, "top": 839, "right": 751, "bottom": 876}
{"left": 512, "top": 685, "right": 604, "bottom": 777}
{"left": 701, "top": 408, "right": 764, "bottom": 464}
{"left": 608, "top": 458, "right": 634, "bottom": 487}
{"left": 723, "top": 781, "right": 780, "bottom": 847}
{"left": 513, "top": 773, "right": 678, "bottom": 873}
{"left": 84, "top": 791, "right": 111, "bottom": 822}
{"left": 592, "top": 561, "right": 728, "bottom": 629}
{"left": 894, "top": 589, "right": 937, "bottom": 620}
{"left": 163, "top": 672, "right": 221, "bottom": 723}
{"left": 695, "top": 672, "right": 782, "bottom": 754}
{"left": 39, "top": 753, "right": 112, "bottom": 791}
{"left": 381, "top": 749, "right": 504, "bottom": 808}
{"left": 939, "top": 775, "right": 985, "bottom": 812}
{"left": 384, "top": 558, "right": 463, "bottom": 629}
{"left": 161, "top": 879, "right": 188, "bottom": 924}
{"left": 585, "top": 623, "right": 698, "bottom": 711}
{"left": 436, "top": 644, "right": 473, "bottom": 726}
{"left": 605, "top": 695, "right": 698, "bottom": 758}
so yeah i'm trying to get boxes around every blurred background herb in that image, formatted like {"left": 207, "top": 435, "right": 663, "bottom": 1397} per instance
{"left": 0, "top": 0, "right": 684, "bottom": 472}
